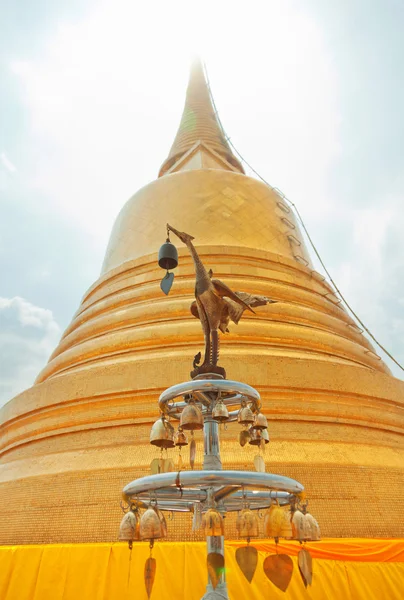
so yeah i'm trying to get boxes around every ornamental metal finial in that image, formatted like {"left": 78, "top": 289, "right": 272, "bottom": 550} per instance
{"left": 166, "top": 224, "right": 278, "bottom": 378}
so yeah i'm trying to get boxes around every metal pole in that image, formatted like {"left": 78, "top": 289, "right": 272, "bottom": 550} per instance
{"left": 203, "top": 418, "right": 222, "bottom": 471}
{"left": 201, "top": 535, "right": 229, "bottom": 600}
{"left": 201, "top": 414, "right": 229, "bottom": 598}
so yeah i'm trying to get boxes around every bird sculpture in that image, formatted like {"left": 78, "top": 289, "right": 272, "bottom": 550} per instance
{"left": 167, "top": 224, "right": 277, "bottom": 378}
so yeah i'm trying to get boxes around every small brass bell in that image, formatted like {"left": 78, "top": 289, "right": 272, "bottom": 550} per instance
{"left": 212, "top": 400, "right": 229, "bottom": 422}
{"left": 264, "top": 502, "right": 292, "bottom": 539}
{"left": 238, "top": 403, "right": 255, "bottom": 425}
{"left": 261, "top": 429, "right": 269, "bottom": 443}
{"left": 203, "top": 508, "right": 224, "bottom": 536}
{"left": 158, "top": 239, "right": 178, "bottom": 270}
{"left": 119, "top": 508, "right": 140, "bottom": 547}
{"left": 305, "top": 512, "right": 321, "bottom": 541}
{"left": 248, "top": 427, "right": 269, "bottom": 446}
{"left": 150, "top": 416, "right": 175, "bottom": 448}
{"left": 252, "top": 412, "right": 268, "bottom": 430}
{"left": 248, "top": 428, "right": 262, "bottom": 446}
{"left": 175, "top": 428, "right": 188, "bottom": 446}
{"left": 140, "top": 507, "right": 166, "bottom": 541}
{"left": 236, "top": 508, "right": 259, "bottom": 538}
{"left": 180, "top": 401, "right": 204, "bottom": 431}
{"left": 292, "top": 507, "right": 320, "bottom": 541}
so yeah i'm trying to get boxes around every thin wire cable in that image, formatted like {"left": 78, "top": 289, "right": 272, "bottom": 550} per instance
{"left": 203, "top": 63, "right": 404, "bottom": 372}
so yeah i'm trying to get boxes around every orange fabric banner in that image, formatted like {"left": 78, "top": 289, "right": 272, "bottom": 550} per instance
{"left": 0, "top": 539, "right": 403, "bottom": 600}
{"left": 228, "top": 538, "right": 404, "bottom": 562}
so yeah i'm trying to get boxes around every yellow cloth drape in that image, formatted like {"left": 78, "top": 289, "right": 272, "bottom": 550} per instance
{"left": 0, "top": 539, "right": 403, "bottom": 600}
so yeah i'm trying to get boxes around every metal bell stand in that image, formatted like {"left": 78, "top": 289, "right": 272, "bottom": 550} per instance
{"left": 123, "top": 375, "right": 304, "bottom": 600}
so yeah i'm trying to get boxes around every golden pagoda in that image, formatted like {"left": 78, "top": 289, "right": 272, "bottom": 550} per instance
{"left": 0, "top": 59, "right": 403, "bottom": 556}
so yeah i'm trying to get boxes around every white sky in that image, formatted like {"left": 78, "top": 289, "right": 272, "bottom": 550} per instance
{"left": 1, "top": 0, "right": 403, "bottom": 405}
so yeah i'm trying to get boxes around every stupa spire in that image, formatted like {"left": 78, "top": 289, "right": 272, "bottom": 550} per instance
{"left": 158, "top": 58, "right": 244, "bottom": 176}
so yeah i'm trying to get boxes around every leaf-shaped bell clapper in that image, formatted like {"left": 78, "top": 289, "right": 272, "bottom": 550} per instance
{"left": 264, "top": 502, "right": 292, "bottom": 539}
{"left": 237, "top": 402, "right": 255, "bottom": 426}
{"left": 150, "top": 416, "right": 175, "bottom": 449}
{"left": 175, "top": 428, "right": 188, "bottom": 447}
{"left": 236, "top": 508, "right": 259, "bottom": 539}
{"left": 119, "top": 509, "right": 140, "bottom": 547}
{"left": 212, "top": 400, "right": 229, "bottom": 422}
{"left": 202, "top": 508, "right": 224, "bottom": 537}
{"left": 140, "top": 507, "right": 166, "bottom": 541}
{"left": 252, "top": 412, "right": 268, "bottom": 430}
{"left": 158, "top": 239, "right": 178, "bottom": 271}
{"left": 180, "top": 401, "right": 204, "bottom": 431}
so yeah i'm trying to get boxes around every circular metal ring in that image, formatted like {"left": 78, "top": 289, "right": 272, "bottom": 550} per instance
{"left": 159, "top": 379, "right": 260, "bottom": 414}
{"left": 124, "top": 470, "right": 303, "bottom": 498}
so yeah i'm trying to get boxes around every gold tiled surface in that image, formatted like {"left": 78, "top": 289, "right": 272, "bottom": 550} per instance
{"left": 0, "top": 459, "right": 402, "bottom": 544}
{"left": 101, "top": 170, "right": 312, "bottom": 274}
{"left": 0, "top": 165, "right": 403, "bottom": 543}
{"left": 35, "top": 240, "right": 388, "bottom": 384}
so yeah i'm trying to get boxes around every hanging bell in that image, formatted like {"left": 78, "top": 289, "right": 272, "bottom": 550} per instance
{"left": 212, "top": 400, "right": 229, "bottom": 422}
{"left": 202, "top": 508, "right": 224, "bottom": 536}
{"left": 261, "top": 429, "right": 270, "bottom": 444}
{"left": 140, "top": 507, "right": 166, "bottom": 541}
{"left": 238, "top": 403, "right": 255, "bottom": 425}
{"left": 252, "top": 412, "right": 268, "bottom": 430}
{"left": 305, "top": 512, "right": 321, "bottom": 541}
{"left": 239, "top": 429, "right": 251, "bottom": 447}
{"left": 119, "top": 508, "right": 140, "bottom": 547}
{"left": 292, "top": 507, "right": 320, "bottom": 541}
{"left": 158, "top": 239, "right": 178, "bottom": 271}
{"left": 180, "top": 401, "right": 204, "bottom": 431}
{"left": 236, "top": 508, "right": 260, "bottom": 539}
{"left": 264, "top": 502, "right": 292, "bottom": 539}
{"left": 150, "top": 416, "right": 175, "bottom": 448}
{"left": 248, "top": 427, "right": 263, "bottom": 446}
{"left": 175, "top": 428, "right": 188, "bottom": 446}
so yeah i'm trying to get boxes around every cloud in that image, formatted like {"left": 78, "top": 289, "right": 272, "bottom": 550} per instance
{"left": 326, "top": 191, "right": 404, "bottom": 377}
{"left": 9, "top": 0, "right": 341, "bottom": 240}
{"left": 0, "top": 152, "right": 17, "bottom": 173}
{"left": 2, "top": 0, "right": 403, "bottom": 392}
{"left": 0, "top": 297, "right": 61, "bottom": 407}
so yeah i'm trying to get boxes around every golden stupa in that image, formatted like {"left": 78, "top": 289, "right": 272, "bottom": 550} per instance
{"left": 0, "top": 60, "right": 403, "bottom": 547}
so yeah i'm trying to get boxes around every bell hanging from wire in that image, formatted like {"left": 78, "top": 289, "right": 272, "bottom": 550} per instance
{"left": 140, "top": 506, "right": 166, "bottom": 541}
{"left": 175, "top": 428, "right": 188, "bottom": 447}
{"left": 118, "top": 507, "right": 140, "bottom": 549}
{"left": 238, "top": 401, "right": 255, "bottom": 426}
{"left": 292, "top": 504, "right": 320, "bottom": 541}
{"left": 264, "top": 501, "right": 292, "bottom": 540}
{"left": 150, "top": 416, "right": 175, "bottom": 448}
{"left": 252, "top": 412, "right": 268, "bottom": 430}
{"left": 180, "top": 400, "right": 204, "bottom": 430}
{"left": 236, "top": 508, "right": 260, "bottom": 539}
{"left": 248, "top": 426, "right": 270, "bottom": 446}
{"left": 175, "top": 427, "right": 188, "bottom": 470}
{"left": 202, "top": 508, "right": 224, "bottom": 536}
{"left": 212, "top": 397, "right": 229, "bottom": 422}
{"left": 158, "top": 229, "right": 178, "bottom": 295}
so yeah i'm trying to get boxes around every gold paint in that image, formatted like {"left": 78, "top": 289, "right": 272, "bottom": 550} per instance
{"left": 0, "top": 61, "right": 403, "bottom": 546}
{"left": 159, "top": 59, "right": 244, "bottom": 176}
